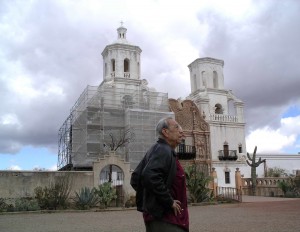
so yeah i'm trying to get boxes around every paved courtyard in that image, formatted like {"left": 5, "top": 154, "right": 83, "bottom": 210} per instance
{"left": 1, "top": 197, "right": 300, "bottom": 232}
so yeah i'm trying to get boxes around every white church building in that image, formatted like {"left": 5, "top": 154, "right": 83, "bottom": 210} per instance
{"left": 58, "top": 24, "right": 250, "bottom": 190}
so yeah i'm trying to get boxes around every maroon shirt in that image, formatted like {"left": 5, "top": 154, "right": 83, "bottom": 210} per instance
{"left": 143, "top": 159, "right": 189, "bottom": 231}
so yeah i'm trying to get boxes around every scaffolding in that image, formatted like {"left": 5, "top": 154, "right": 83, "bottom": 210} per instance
{"left": 58, "top": 83, "right": 173, "bottom": 170}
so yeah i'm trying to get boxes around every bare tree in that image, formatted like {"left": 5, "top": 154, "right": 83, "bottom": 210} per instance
{"left": 106, "top": 129, "right": 135, "bottom": 151}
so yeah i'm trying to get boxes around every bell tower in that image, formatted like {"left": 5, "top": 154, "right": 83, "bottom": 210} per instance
{"left": 187, "top": 57, "right": 247, "bottom": 188}
{"left": 101, "top": 23, "right": 142, "bottom": 82}
{"left": 189, "top": 57, "right": 224, "bottom": 92}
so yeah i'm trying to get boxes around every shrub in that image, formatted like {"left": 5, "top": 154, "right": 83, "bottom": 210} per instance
{"left": 277, "top": 180, "right": 290, "bottom": 195}
{"left": 73, "top": 187, "right": 99, "bottom": 210}
{"left": 94, "top": 182, "right": 117, "bottom": 208}
{"left": 0, "top": 198, "right": 8, "bottom": 212}
{"left": 15, "top": 198, "right": 40, "bottom": 211}
{"left": 185, "top": 164, "right": 213, "bottom": 203}
{"left": 267, "top": 167, "right": 288, "bottom": 177}
{"left": 34, "top": 174, "right": 72, "bottom": 210}
{"left": 6, "top": 204, "right": 15, "bottom": 212}
{"left": 278, "top": 178, "right": 300, "bottom": 198}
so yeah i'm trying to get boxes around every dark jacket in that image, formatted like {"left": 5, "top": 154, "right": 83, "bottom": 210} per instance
{"left": 130, "top": 138, "right": 177, "bottom": 219}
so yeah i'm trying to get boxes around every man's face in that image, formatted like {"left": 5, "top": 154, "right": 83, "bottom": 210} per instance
{"left": 162, "top": 119, "right": 185, "bottom": 148}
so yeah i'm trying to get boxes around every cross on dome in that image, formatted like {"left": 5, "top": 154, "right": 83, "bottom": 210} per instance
{"left": 117, "top": 21, "right": 127, "bottom": 42}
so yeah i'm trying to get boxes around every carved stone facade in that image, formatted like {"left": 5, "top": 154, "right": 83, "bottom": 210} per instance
{"left": 169, "top": 99, "right": 211, "bottom": 170}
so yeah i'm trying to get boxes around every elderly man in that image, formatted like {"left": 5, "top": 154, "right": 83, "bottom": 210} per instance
{"left": 131, "top": 117, "right": 189, "bottom": 232}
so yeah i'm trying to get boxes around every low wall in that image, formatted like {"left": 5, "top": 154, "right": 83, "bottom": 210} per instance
{"left": 242, "top": 177, "right": 289, "bottom": 196}
{"left": 0, "top": 153, "right": 136, "bottom": 205}
{"left": 0, "top": 171, "right": 94, "bottom": 202}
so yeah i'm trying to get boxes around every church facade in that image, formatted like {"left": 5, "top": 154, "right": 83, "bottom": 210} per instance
{"left": 58, "top": 25, "right": 249, "bottom": 191}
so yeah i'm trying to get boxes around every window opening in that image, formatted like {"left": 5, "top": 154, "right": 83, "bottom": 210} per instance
{"left": 100, "top": 165, "right": 124, "bottom": 186}
{"left": 225, "top": 171, "right": 230, "bottom": 184}
{"left": 111, "top": 59, "right": 115, "bottom": 72}
{"left": 215, "top": 104, "right": 223, "bottom": 114}
{"left": 202, "top": 71, "right": 206, "bottom": 87}
{"left": 238, "top": 144, "right": 242, "bottom": 153}
{"left": 223, "top": 144, "right": 229, "bottom": 157}
{"left": 124, "top": 59, "right": 129, "bottom": 72}
{"left": 213, "top": 71, "right": 218, "bottom": 88}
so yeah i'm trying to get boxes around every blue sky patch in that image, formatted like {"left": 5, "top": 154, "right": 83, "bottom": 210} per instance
{"left": 282, "top": 105, "right": 300, "bottom": 118}
{"left": 0, "top": 146, "right": 57, "bottom": 170}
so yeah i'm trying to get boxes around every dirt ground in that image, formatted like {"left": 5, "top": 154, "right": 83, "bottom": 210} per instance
{"left": 1, "top": 198, "right": 300, "bottom": 232}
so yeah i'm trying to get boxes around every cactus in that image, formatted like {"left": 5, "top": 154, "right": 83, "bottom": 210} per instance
{"left": 246, "top": 146, "right": 266, "bottom": 195}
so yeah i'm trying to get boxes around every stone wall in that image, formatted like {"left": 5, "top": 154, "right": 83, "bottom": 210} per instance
{"left": 0, "top": 171, "right": 94, "bottom": 203}
{"left": 0, "top": 153, "right": 135, "bottom": 205}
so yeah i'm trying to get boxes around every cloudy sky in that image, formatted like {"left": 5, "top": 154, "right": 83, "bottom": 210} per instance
{"left": 1, "top": 0, "right": 300, "bottom": 171}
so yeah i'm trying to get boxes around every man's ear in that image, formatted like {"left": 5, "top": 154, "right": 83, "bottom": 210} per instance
{"left": 162, "top": 128, "right": 169, "bottom": 138}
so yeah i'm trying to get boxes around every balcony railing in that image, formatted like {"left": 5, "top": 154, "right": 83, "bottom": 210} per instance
{"left": 176, "top": 145, "right": 196, "bottom": 160}
{"left": 217, "top": 187, "right": 242, "bottom": 202}
{"left": 209, "top": 114, "right": 238, "bottom": 122}
{"left": 218, "top": 150, "right": 238, "bottom": 161}
{"left": 124, "top": 72, "right": 130, "bottom": 78}
{"left": 110, "top": 72, "right": 130, "bottom": 78}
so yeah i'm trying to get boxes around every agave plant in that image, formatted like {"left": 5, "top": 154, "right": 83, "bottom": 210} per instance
{"left": 73, "top": 187, "right": 99, "bottom": 210}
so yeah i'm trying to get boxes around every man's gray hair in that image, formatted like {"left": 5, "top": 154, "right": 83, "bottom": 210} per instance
{"left": 156, "top": 117, "right": 174, "bottom": 138}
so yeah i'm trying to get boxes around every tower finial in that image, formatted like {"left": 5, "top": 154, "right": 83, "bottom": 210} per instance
{"left": 120, "top": 20, "right": 124, "bottom": 27}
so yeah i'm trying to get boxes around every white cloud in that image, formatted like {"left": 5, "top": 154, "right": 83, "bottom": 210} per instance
{"left": 246, "top": 115, "right": 300, "bottom": 153}
{"left": 8, "top": 165, "right": 22, "bottom": 170}
{"left": 32, "top": 165, "right": 57, "bottom": 171}
{"left": 281, "top": 115, "right": 300, "bottom": 135}
{"left": 48, "top": 164, "right": 58, "bottom": 171}
{"left": 0, "top": 113, "right": 21, "bottom": 126}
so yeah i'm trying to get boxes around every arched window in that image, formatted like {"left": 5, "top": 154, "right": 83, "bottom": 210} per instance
{"left": 100, "top": 165, "right": 124, "bottom": 186}
{"left": 111, "top": 59, "right": 115, "bottom": 72}
{"left": 123, "top": 95, "right": 133, "bottom": 108}
{"left": 124, "top": 59, "right": 130, "bottom": 78}
{"left": 213, "top": 71, "right": 218, "bottom": 88}
{"left": 215, "top": 103, "right": 223, "bottom": 114}
{"left": 202, "top": 71, "right": 206, "bottom": 87}
{"left": 124, "top": 59, "right": 129, "bottom": 72}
